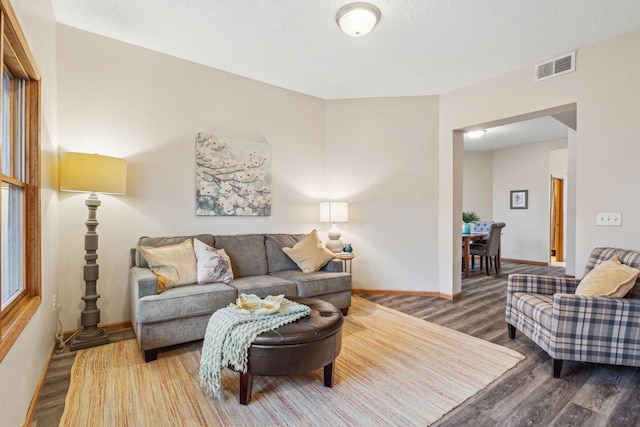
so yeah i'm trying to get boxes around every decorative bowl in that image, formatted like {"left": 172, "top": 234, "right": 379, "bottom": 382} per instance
{"left": 229, "top": 294, "right": 284, "bottom": 315}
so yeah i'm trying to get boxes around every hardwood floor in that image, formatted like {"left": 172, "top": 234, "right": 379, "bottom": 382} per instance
{"left": 31, "top": 261, "right": 640, "bottom": 426}
{"left": 29, "top": 329, "right": 135, "bottom": 427}
{"left": 360, "top": 262, "right": 640, "bottom": 427}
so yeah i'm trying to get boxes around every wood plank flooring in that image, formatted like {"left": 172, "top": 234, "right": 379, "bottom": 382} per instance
{"left": 360, "top": 262, "right": 640, "bottom": 427}
{"left": 29, "top": 329, "right": 135, "bottom": 427}
{"left": 30, "top": 261, "right": 640, "bottom": 426}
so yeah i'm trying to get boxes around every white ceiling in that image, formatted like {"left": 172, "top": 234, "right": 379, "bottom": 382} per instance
{"left": 464, "top": 116, "right": 570, "bottom": 152}
{"left": 51, "top": 1, "right": 636, "bottom": 148}
{"left": 52, "top": 0, "right": 640, "bottom": 100}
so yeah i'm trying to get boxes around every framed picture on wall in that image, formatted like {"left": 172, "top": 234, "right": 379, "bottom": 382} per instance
{"left": 510, "top": 190, "right": 528, "bottom": 209}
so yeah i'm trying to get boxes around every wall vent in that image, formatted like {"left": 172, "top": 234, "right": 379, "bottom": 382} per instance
{"left": 535, "top": 51, "right": 575, "bottom": 82}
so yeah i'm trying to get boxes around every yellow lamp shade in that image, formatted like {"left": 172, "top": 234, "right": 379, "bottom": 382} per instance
{"left": 59, "top": 152, "right": 127, "bottom": 195}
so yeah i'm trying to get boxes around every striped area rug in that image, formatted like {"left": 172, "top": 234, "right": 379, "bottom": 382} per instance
{"left": 59, "top": 296, "right": 524, "bottom": 426}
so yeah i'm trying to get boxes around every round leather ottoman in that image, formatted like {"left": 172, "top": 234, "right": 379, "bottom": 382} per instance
{"left": 239, "top": 297, "right": 344, "bottom": 404}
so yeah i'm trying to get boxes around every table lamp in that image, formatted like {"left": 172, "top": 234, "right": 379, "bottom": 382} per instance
{"left": 59, "top": 152, "right": 127, "bottom": 350}
{"left": 319, "top": 201, "right": 349, "bottom": 252}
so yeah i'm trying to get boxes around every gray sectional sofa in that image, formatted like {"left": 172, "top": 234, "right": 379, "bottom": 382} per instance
{"left": 129, "top": 233, "right": 352, "bottom": 361}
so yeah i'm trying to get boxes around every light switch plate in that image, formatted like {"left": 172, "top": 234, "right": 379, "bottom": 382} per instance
{"left": 596, "top": 212, "right": 621, "bottom": 226}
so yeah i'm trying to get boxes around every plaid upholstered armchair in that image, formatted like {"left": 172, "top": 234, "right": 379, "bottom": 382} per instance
{"left": 505, "top": 247, "right": 640, "bottom": 378}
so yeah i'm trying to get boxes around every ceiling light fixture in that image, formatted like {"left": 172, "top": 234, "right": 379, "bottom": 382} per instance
{"left": 336, "top": 2, "right": 381, "bottom": 37}
{"left": 466, "top": 130, "right": 486, "bottom": 139}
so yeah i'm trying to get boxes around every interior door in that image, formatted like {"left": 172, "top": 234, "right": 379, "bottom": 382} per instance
{"left": 550, "top": 177, "right": 564, "bottom": 262}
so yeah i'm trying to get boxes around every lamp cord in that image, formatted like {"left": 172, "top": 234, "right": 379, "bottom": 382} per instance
{"left": 55, "top": 304, "right": 79, "bottom": 353}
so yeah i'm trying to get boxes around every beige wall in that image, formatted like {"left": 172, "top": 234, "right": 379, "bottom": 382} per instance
{"left": 462, "top": 151, "right": 493, "bottom": 221}
{"left": 56, "top": 25, "right": 328, "bottom": 330}
{"left": 0, "top": 1, "right": 59, "bottom": 426}
{"left": 325, "top": 97, "right": 440, "bottom": 291}
{"left": 55, "top": 26, "right": 444, "bottom": 335}
{"left": 440, "top": 28, "right": 640, "bottom": 295}
{"left": 492, "top": 139, "right": 567, "bottom": 263}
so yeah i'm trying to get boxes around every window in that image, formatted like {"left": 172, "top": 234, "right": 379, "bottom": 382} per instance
{"left": 0, "top": 0, "right": 41, "bottom": 362}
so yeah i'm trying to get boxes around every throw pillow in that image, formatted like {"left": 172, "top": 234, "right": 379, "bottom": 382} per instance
{"left": 575, "top": 255, "right": 640, "bottom": 297}
{"left": 282, "top": 229, "right": 335, "bottom": 273}
{"left": 139, "top": 239, "right": 197, "bottom": 293}
{"left": 193, "top": 238, "right": 234, "bottom": 284}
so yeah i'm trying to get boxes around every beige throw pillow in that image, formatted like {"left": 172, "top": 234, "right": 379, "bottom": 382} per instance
{"left": 575, "top": 255, "right": 640, "bottom": 297}
{"left": 282, "top": 229, "right": 335, "bottom": 273}
{"left": 139, "top": 239, "right": 197, "bottom": 293}
{"left": 193, "top": 238, "right": 234, "bottom": 284}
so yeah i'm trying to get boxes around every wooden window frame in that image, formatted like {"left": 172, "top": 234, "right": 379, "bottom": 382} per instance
{"left": 0, "top": 0, "right": 41, "bottom": 362}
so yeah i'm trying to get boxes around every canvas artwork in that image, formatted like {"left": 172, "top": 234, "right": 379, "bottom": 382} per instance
{"left": 196, "top": 133, "right": 272, "bottom": 216}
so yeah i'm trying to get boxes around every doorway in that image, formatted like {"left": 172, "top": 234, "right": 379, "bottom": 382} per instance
{"left": 550, "top": 176, "right": 565, "bottom": 265}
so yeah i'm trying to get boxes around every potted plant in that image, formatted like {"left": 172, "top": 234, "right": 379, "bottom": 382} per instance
{"left": 462, "top": 211, "right": 480, "bottom": 234}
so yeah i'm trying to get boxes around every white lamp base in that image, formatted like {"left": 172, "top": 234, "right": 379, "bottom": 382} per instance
{"left": 326, "top": 223, "right": 344, "bottom": 253}
{"left": 326, "top": 238, "right": 344, "bottom": 253}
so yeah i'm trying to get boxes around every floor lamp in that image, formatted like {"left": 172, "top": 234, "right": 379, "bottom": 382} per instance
{"left": 59, "top": 152, "right": 127, "bottom": 351}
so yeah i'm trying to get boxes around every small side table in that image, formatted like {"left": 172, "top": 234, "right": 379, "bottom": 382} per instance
{"left": 334, "top": 252, "right": 355, "bottom": 274}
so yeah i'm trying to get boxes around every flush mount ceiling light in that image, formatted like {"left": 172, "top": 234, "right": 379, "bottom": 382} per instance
{"left": 336, "top": 2, "right": 381, "bottom": 37}
{"left": 466, "top": 130, "right": 486, "bottom": 139}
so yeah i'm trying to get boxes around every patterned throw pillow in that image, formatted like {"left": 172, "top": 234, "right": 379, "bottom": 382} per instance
{"left": 193, "top": 238, "right": 234, "bottom": 284}
{"left": 138, "top": 239, "right": 197, "bottom": 293}
{"left": 282, "top": 229, "right": 335, "bottom": 273}
{"left": 575, "top": 255, "right": 640, "bottom": 297}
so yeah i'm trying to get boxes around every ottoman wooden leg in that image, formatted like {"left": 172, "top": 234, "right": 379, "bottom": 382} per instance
{"left": 239, "top": 372, "right": 254, "bottom": 405}
{"left": 323, "top": 361, "right": 334, "bottom": 387}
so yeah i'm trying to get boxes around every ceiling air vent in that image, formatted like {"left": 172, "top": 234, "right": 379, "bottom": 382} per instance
{"left": 535, "top": 51, "right": 575, "bottom": 82}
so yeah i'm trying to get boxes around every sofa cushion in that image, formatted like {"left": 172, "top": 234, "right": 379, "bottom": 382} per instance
{"left": 193, "top": 238, "right": 234, "bottom": 284}
{"left": 136, "top": 234, "right": 214, "bottom": 268}
{"left": 214, "top": 234, "right": 268, "bottom": 277}
{"left": 229, "top": 275, "right": 297, "bottom": 298}
{"left": 138, "top": 240, "right": 197, "bottom": 293}
{"left": 265, "top": 233, "right": 306, "bottom": 273}
{"left": 575, "top": 255, "right": 640, "bottom": 297}
{"left": 269, "top": 270, "right": 351, "bottom": 297}
{"left": 137, "top": 282, "right": 237, "bottom": 324}
{"left": 282, "top": 230, "right": 335, "bottom": 273}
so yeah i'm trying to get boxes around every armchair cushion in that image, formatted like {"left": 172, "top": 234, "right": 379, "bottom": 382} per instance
{"left": 575, "top": 255, "right": 640, "bottom": 297}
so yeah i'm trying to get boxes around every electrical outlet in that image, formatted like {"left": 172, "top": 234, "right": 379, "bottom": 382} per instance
{"left": 596, "top": 212, "right": 622, "bottom": 226}
{"left": 52, "top": 294, "right": 57, "bottom": 312}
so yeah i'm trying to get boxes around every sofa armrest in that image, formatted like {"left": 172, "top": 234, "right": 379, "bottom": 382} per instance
{"left": 322, "top": 259, "right": 344, "bottom": 273}
{"left": 507, "top": 274, "right": 580, "bottom": 296}
{"left": 129, "top": 267, "right": 159, "bottom": 299}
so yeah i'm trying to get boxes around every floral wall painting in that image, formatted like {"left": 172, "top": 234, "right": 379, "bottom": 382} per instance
{"left": 196, "top": 133, "right": 272, "bottom": 216}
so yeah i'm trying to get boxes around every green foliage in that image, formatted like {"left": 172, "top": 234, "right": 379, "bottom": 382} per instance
{"left": 462, "top": 211, "right": 480, "bottom": 223}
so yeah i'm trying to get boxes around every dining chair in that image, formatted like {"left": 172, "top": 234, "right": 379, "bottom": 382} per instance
{"left": 470, "top": 222, "right": 506, "bottom": 275}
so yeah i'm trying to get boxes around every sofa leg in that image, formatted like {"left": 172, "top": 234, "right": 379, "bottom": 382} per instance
{"left": 507, "top": 323, "right": 516, "bottom": 339}
{"left": 144, "top": 349, "right": 158, "bottom": 362}
{"left": 340, "top": 307, "right": 349, "bottom": 316}
{"left": 552, "top": 359, "right": 563, "bottom": 378}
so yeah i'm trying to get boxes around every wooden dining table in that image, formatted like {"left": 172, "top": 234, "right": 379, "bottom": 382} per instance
{"left": 462, "top": 232, "right": 488, "bottom": 278}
